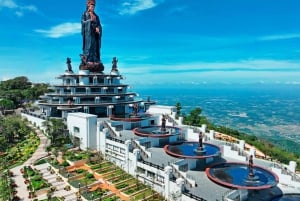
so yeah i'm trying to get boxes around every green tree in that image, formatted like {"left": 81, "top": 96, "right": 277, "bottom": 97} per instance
{"left": 43, "top": 118, "right": 65, "bottom": 145}
{"left": 175, "top": 102, "right": 182, "bottom": 119}
{"left": 0, "top": 115, "right": 30, "bottom": 145}
{"left": 183, "top": 107, "right": 202, "bottom": 126}
{"left": 0, "top": 76, "right": 49, "bottom": 108}
{"left": 0, "top": 99, "right": 15, "bottom": 114}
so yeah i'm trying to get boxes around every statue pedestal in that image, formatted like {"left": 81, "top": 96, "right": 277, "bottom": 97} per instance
{"left": 244, "top": 173, "right": 260, "bottom": 185}
{"left": 79, "top": 62, "right": 104, "bottom": 72}
{"left": 194, "top": 147, "right": 207, "bottom": 155}
{"left": 152, "top": 130, "right": 169, "bottom": 134}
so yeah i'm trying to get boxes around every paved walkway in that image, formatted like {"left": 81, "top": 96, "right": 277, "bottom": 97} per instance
{"left": 10, "top": 125, "right": 50, "bottom": 201}
{"left": 34, "top": 163, "right": 78, "bottom": 201}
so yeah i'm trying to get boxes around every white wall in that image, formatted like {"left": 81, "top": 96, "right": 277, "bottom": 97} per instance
{"left": 67, "top": 112, "right": 97, "bottom": 150}
{"left": 223, "top": 145, "right": 247, "bottom": 161}
{"left": 148, "top": 105, "right": 176, "bottom": 115}
{"left": 21, "top": 113, "right": 46, "bottom": 131}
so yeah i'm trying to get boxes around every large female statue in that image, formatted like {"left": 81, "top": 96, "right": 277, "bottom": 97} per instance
{"left": 81, "top": 0, "right": 102, "bottom": 63}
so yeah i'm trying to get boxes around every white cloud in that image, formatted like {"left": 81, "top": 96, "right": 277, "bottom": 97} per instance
{"left": 35, "top": 22, "right": 81, "bottom": 38}
{"left": 119, "top": 0, "right": 160, "bottom": 15}
{"left": 22, "top": 5, "right": 37, "bottom": 12}
{"left": 121, "top": 59, "right": 300, "bottom": 73}
{"left": 0, "top": 0, "right": 17, "bottom": 8}
{"left": 259, "top": 33, "right": 300, "bottom": 41}
{"left": 0, "top": 0, "right": 37, "bottom": 16}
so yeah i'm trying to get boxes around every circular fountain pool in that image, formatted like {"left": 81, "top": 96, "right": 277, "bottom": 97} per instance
{"left": 206, "top": 162, "right": 279, "bottom": 190}
{"left": 164, "top": 142, "right": 221, "bottom": 159}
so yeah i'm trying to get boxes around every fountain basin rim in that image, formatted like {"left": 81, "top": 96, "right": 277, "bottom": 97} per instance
{"left": 206, "top": 162, "right": 279, "bottom": 190}
{"left": 133, "top": 126, "right": 183, "bottom": 138}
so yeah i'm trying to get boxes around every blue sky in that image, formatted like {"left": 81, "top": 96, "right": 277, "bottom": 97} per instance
{"left": 1, "top": 0, "right": 300, "bottom": 87}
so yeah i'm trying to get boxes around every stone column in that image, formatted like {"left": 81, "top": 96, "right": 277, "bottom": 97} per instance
{"left": 249, "top": 147, "right": 256, "bottom": 158}
{"left": 79, "top": 70, "right": 90, "bottom": 85}
{"left": 209, "top": 130, "right": 215, "bottom": 140}
{"left": 133, "top": 149, "right": 140, "bottom": 176}
{"left": 176, "top": 177, "right": 185, "bottom": 193}
{"left": 178, "top": 117, "right": 183, "bottom": 126}
{"left": 288, "top": 161, "right": 297, "bottom": 173}
{"left": 164, "top": 166, "right": 172, "bottom": 198}
{"left": 201, "top": 124, "right": 207, "bottom": 133}
{"left": 125, "top": 140, "right": 131, "bottom": 173}
{"left": 107, "top": 105, "right": 114, "bottom": 116}
{"left": 239, "top": 140, "right": 245, "bottom": 150}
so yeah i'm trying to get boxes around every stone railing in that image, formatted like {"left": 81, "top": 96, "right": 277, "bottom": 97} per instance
{"left": 273, "top": 162, "right": 300, "bottom": 182}
{"left": 139, "top": 159, "right": 164, "bottom": 171}
{"left": 171, "top": 164, "right": 195, "bottom": 187}
{"left": 165, "top": 114, "right": 178, "bottom": 126}
{"left": 182, "top": 191, "right": 207, "bottom": 201}
{"left": 132, "top": 140, "right": 150, "bottom": 159}
{"left": 103, "top": 121, "right": 118, "bottom": 137}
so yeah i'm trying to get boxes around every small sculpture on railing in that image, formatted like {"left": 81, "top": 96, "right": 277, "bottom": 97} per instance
{"left": 111, "top": 57, "right": 118, "bottom": 72}
{"left": 161, "top": 115, "right": 166, "bottom": 132}
{"left": 66, "top": 57, "right": 73, "bottom": 72}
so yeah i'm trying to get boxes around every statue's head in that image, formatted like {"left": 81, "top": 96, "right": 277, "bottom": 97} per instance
{"left": 87, "top": 0, "right": 95, "bottom": 6}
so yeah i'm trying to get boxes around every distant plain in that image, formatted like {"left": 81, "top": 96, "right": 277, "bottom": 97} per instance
{"left": 138, "top": 84, "right": 300, "bottom": 154}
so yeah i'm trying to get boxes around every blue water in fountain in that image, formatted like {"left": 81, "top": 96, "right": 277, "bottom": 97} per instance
{"left": 208, "top": 163, "right": 278, "bottom": 188}
{"left": 169, "top": 142, "right": 220, "bottom": 157}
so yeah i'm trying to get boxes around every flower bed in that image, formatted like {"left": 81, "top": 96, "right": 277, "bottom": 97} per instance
{"left": 1, "top": 131, "right": 40, "bottom": 171}
{"left": 104, "top": 169, "right": 124, "bottom": 180}
{"left": 111, "top": 173, "right": 132, "bottom": 183}
{"left": 81, "top": 188, "right": 109, "bottom": 200}
{"left": 113, "top": 178, "right": 136, "bottom": 190}
{"left": 102, "top": 196, "right": 119, "bottom": 201}
{"left": 23, "top": 166, "right": 50, "bottom": 191}
{"left": 68, "top": 173, "right": 96, "bottom": 188}
{"left": 123, "top": 183, "right": 147, "bottom": 195}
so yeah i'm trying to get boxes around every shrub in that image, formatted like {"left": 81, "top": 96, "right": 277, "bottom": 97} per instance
{"left": 86, "top": 173, "right": 94, "bottom": 179}
{"left": 34, "top": 159, "right": 47, "bottom": 165}
{"left": 64, "top": 185, "right": 71, "bottom": 191}
{"left": 62, "top": 161, "right": 69, "bottom": 167}
{"left": 76, "top": 169, "right": 84, "bottom": 174}
{"left": 75, "top": 155, "right": 83, "bottom": 160}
